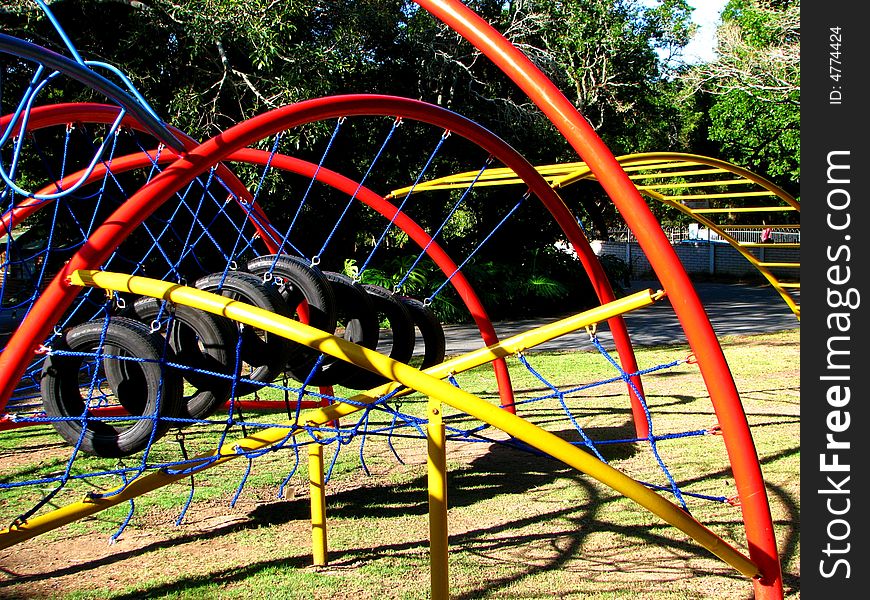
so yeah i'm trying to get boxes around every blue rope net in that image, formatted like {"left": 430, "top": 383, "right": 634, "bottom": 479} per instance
{"left": 1, "top": 311, "right": 730, "bottom": 540}
{"left": 0, "top": 110, "right": 734, "bottom": 542}
{"left": 1, "top": 9, "right": 733, "bottom": 541}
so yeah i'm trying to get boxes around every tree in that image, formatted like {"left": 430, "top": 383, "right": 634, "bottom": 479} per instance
{"left": 1, "top": 0, "right": 706, "bottom": 315}
{"left": 680, "top": 0, "right": 799, "bottom": 191}
{"left": 2, "top": 0, "right": 417, "bottom": 137}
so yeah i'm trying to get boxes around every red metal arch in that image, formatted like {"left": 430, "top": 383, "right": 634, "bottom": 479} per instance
{"left": 0, "top": 99, "right": 645, "bottom": 432}
{"left": 413, "top": 0, "right": 782, "bottom": 596}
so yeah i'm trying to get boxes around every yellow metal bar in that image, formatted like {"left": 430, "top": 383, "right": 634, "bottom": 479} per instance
{"left": 631, "top": 153, "right": 799, "bottom": 206}
{"left": 625, "top": 168, "right": 728, "bottom": 181}
{"left": 556, "top": 166, "right": 727, "bottom": 189}
{"left": 390, "top": 159, "right": 708, "bottom": 197}
{"left": 740, "top": 243, "right": 800, "bottom": 249}
{"left": 757, "top": 262, "right": 800, "bottom": 269}
{"left": 667, "top": 191, "right": 776, "bottom": 200}
{"left": 427, "top": 397, "right": 449, "bottom": 600}
{"left": 778, "top": 282, "right": 801, "bottom": 289}
{"left": 309, "top": 440, "right": 328, "bottom": 566}
{"left": 632, "top": 190, "right": 801, "bottom": 320}
{"left": 13, "top": 275, "right": 761, "bottom": 578}
{"left": 689, "top": 206, "right": 797, "bottom": 213}
{"left": 770, "top": 284, "right": 801, "bottom": 320}
{"left": 617, "top": 160, "right": 697, "bottom": 171}
{"left": 60, "top": 270, "right": 758, "bottom": 578}
{"left": 637, "top": 179, "right": 754, "bottom": 190}
{"left": 0, "top": 275, "right": 662, "bottom": 551}
{"left": 69, "top": 269, "right": 662, "bottom": 384}
{"left": 385, "top": 150, "right": 799, "bottom": 320}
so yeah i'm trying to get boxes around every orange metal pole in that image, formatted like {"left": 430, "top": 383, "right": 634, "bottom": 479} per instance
{"left": 413, "top": 1, "right": 782, "bottom": 597}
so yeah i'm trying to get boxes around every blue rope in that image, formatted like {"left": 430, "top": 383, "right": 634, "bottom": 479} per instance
{"left": 588, "top": 334, "right": 688, "bottom": 511}
{"left": 315, "top": 117, "right": 402, "bottom": 262}
{"left": 357, "top": 129, "right": 451, "bottom": 278}
{"left": 123, "top": 141, "right": 266, "bottom": 276}
{"left": 323, "top": 436, "right": 343, "bottom": 484}
{"left": 507, "top": 358, "right": 685, "bottom": 407}
{"left": 0, "top": 69, "right": 128, "bottom": 199}
{"left": 385, "top": 409, "right": 407, "bottom": 465}
{"left": 84, "top": 128, "right": 121, "bottom": 236}
{"left": 394, "top": 155, "right": 492, "bottom": 292}
{"left": 426, "top": 192, "right": 528, "bottom": 303}
{"left": 517, "top": 353, "right": 608, "bottom": 463}
{"left": 11, "top": 311, "right": 113, "bottom": 522}
{"left": 109, "top": 466, "right": 136, "bottom": 543}
{"left": 135, "top": 127, "right": 284, "bottom": 253}
{"left": 277, "top": 443, "right": 301, "bottom": 499}
{"left": 95, "top": 321, "right": 184, "bottom": 500}
{"left": 230, "top": 458, "right": 254, "bottom": 507}
{"left": 173, "top": 434, "right": 197, "bottom": 526}
{"left": 222, "top": 134, "right": 283, "bottom": 272}
{"left": 274, "top": 118, "right": 345, "bottom": 259}
{"left": 358, "top": 410, "right": 373, "bottom": 476}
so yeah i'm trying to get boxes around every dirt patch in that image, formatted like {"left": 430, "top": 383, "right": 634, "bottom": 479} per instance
{"left": 0, "top": 492, "right": 314, "bottom": 599}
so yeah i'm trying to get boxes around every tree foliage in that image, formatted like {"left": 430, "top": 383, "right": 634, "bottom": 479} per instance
{"left": 1, "top": 0, "right": 800, "bottom": 318}
{"left": 680, "top": 0, "right": 799, "bottom": 191}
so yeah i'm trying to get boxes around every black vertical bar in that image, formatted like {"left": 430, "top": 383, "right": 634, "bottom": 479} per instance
{"left": 802, "top": 1, "right": 868, "bottom": 595}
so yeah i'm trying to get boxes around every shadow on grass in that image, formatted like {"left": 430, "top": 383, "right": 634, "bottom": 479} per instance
{"left": 0, "top": 432, "right": 802, "bottom": 600}
{"left": 0, "top": 350, "right": 803, "bottom": 595}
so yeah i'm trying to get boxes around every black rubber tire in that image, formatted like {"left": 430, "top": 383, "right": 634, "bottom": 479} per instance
{"left": 399, "top": 296, "right": 446, "bottom": 369}
{"left": 286, "top": 271, "right": 380, "bottom": 386}
{"left": 40, "top": 317, "right": 183, "bottom": 458}
{"left": 130, "top": 297, "right": 238, "bottom": 420}
{"left": 341, "top": 285, "right": 416, "bottom": 390}
{"left": 246, "top": 254, "right": 337, "bottom": 378}
{"left": 194, "top": 271, "right": 293, "bottom": 396}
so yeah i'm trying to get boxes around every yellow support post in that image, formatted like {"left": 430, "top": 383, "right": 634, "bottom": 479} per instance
{"left": 427, "top": 398, "right": 449, "bottom": 600}
{"left": 309, "top": 438, "right": 328, "bottom": 566}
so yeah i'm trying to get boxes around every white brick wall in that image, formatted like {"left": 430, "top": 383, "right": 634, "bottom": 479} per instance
{"left": 594, "top": 240, "right": 800, "bottom": 280}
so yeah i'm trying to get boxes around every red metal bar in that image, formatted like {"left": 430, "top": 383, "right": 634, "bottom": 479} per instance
{"left": 412, "top": 1, "right": 782, "bottom": 596}
{"left": 0, "top": 103, "right": 278, "bottom": 248}
{"left": 0, "top": 130, "right": 516, "bottom": 413}
{"left": 0, "top": 142, "right": 514, "bottom": 412}
{"left": 2, "top": 99, "right": 645, "bottom": 429}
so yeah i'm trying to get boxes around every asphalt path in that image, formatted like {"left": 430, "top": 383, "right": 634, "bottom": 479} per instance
{"left": 436, "top": 279, "right": 800, "bottom": 355}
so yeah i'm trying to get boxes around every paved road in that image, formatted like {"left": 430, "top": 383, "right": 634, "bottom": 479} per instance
{"left": 437, "top": 279, "right": 800, "bottom": 354}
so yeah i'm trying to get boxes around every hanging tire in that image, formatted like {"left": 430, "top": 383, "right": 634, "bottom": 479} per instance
{"left": 246, "top": 253, "right": 337, "bottom": 378}
{"left": 130, "top": 297, "right": 238, "bottom": 420}
{"left": 194, "top": 271, "right": 293, "bottom": 396}
{"left": 399, "top": 296, "right": 446, "bottom": 369}
{"left": 341, "top": 284, "right": 416, "bottom": 390}
{"left": 40, "top": 316, "right": 184, "bottom": 458}
{"left": 285, "top": 271, "right": 380, "bottom": 387}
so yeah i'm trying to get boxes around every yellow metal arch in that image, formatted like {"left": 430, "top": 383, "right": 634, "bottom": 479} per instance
{"left": 1, "top": 270, "right": 760, "bottom": 580}
{"left": 389, "top": 152, "right": 800, "bottom": 319}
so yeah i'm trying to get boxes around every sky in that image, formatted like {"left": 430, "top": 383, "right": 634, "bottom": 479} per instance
{"left": 639, "top": 0, "right": 729, "bottom": 63}
{"left": 680, "top": 0, "right": 729, "bottom": 63}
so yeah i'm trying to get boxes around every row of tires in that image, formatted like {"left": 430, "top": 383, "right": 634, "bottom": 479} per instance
{"left": 39, "top": 254, "right": 446, "bottom": 457}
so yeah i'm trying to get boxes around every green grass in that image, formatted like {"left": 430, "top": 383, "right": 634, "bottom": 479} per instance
{"left": 0, "top": 329, "right": 800, "bottom": 599}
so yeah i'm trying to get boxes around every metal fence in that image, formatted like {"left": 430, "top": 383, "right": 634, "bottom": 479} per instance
{"left": 606, "top": 226, "right": 801, "bottom": 245}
